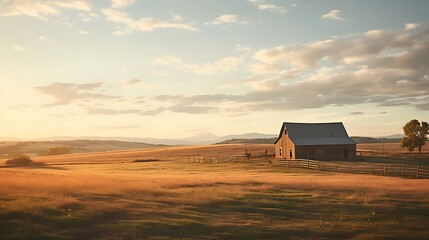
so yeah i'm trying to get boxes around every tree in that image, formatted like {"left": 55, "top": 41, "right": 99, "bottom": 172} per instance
{"left": 44, "top": 147, "right": 72, "bottom": 156}
{"left": 401, "top": 119, "right": 429, "bottom": 153}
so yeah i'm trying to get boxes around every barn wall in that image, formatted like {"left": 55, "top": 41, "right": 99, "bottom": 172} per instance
{"left": 274, "top": 141, "right": 282, "bottom": 158}
{"left": 295, "top": 145, "right": 356, "bottom": 161}
{"left": 275, "top": 130, "right": 295, "bottom": 159}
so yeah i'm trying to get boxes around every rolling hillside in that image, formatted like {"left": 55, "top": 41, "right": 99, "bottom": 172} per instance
{"left": 0, "top": 140, "right": 165, "bottom": 157}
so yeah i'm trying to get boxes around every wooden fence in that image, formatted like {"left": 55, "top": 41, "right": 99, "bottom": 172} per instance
{"left": 274, "top": 159, "right": 429, "bottom": 179}
{"left": 188, "top": 155, "right": 248, "bottom": 163}
{"left": 357, "top": 151, "right": 429, "bottom": 160}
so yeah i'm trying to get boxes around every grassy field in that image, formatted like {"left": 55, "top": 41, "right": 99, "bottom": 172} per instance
{"left": 0, "top": 140, "right": 165, "bottom": 158}
{"left": 1, "top": 144, "right": 429, "bottom": 239}
{"left": 357, "top": 142, "right": 429, "bottom": 153}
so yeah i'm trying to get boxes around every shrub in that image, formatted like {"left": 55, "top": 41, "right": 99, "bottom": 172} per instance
{"left": 5, "top": 154, "right": 34, "bottom": 166}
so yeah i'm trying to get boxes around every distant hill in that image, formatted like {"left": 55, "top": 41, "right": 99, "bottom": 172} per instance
{"left": 0, "top": 140, "right": 166, "bottom": 157}
{"left": 0, "top": 133, "right": 402, "bottom": 146}
{"left": 216, "top": 138, "right": 276, "bottom": 144}
{"left": 0, "top": 133, "right": 278, "bottom": 145}
{"left": 216, "top": 136, "right": 402, "bottom": 145}
{"left": 350, "top": 136, "right": 401, "bottom": 144}
{"left": 380, "top": 134, "right": 404, "bottom": 139}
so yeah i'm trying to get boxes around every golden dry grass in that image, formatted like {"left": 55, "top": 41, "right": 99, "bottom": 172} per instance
{"left": 30, "top": 144, "right": 273, "bottom": 164}
{"left": 357, "top": 142, "right": 429, "bottom": 153}
{"left": 1, "top": 144, "right": 429, "bottom": 239}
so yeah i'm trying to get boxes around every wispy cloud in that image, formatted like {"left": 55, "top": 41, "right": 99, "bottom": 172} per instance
{"left": 85, "top": 106, "right": 142, "bottom": 115}
{"left": 77, "top": 29, "right": 89, "bottom": 34}
{"left": 120, "top": 78, "right": 143, "bottom": 85}
{"left": 78, "top": 12, "right": 99, "bottom": 22}
{"left": 93, "top": 125, "right": 141, "bottom": 129}
{"left": 11, "top": 44, "right": 25, "bottom": 51}
{"left": 405, "top": 22, "right": 419, "bottom": 31}
{"left": 321, "top": 10, "right": 343, "bottom": 20}
{"left": 154, "top": 56, "right": 241, "bottom": 75}
{"left": 54, "top": 0, "right": 90, "bottom": 11}
{"left": 101, "top": 4, "right": 198, "bottom": 35}
{"left": 249, "top": 0, "right": 286, "bottom": 13}
{"left": 34, "top": 82, "right": 118, "bottom": 107}
{"left": 205, "top": 14, "right": 248, "bottom": 25}
{"left": 38, "top": 36, "right": 51, "bottom": 42}
{"left": 111, "top": 0, "right": 135, "bottom": 8}
{"left": 0, "top": 0, "right": 91, "bottom": 20}
{"left": 171, "top": 13, "right": 183, "bottom": 22}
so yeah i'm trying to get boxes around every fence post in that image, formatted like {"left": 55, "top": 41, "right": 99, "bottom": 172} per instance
{"left": 401, "top": 164, "right": 404, "bottom": 177}
{"left": 336, "top": 163, "right": 339, "bottom": 171}
{"left": 383, "top": 164, "right": 386, "bottom": 175}
{"left": 350, "top": 162, "right": 352, "bottom": 172}
{"left": 416, "top": 165, "right": 419, "bottom": 179}
{"left": 317, "top": 160, "right": 320, "bottom": 170}
{"left": 307, "top": 160, "right": 309, "bottom": 169}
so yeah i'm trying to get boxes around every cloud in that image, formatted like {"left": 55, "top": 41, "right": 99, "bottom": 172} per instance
{"left": 405, "top": 23, "right": 419, "bottom": 31}
{"left": 86, "top": 105, "right": 167, "bottom": 116}
{"left": 34, "top": 82, "right": 118, "bottom": 107}
{"left": 171, "top": 13, "right": 182, "bottom": 22}
{"left": 101, "top": 8, "right": 198, "bottom": 34}
{"left": 111, "top": 0, "right": 135, "bottom": 8}
{"left": 11, "top": 44, "right": 25, "bottom": 51}
{"left": 350, "top": 112, "right": 364, "bottom": 115}
{"left": 249, "top": 0, "right": 286, "bottom": 13}
{"left": 0, "top": 0, "right": 90, "bottom": 19}
{"left": 85, "top": 106, "right": 142, "bottom": 115}
{"left": 77, "top": 29, "right": 89, "bottom": 34}
{"left": 251, "top": 26, "right": 429, "bottom": 70}
{"left": 30, "top": 25, "right": 429, "bottom": 117}
{"left": 206, "top": 14, "right": 248, "bottom": 25}
{"left": 93, "top": 125, "right": 141, "bottom": 129}
{"left": 38, "top": 36, "right": 51, "bottom": 42}
{"left": 169, "top": 105, "right": 218, "bottom": 114}
{"left": 78, "top": 12, "right": 98, "bottom": 22}
{"left": 121, "top": 78, "right": 143, "bottom": 85}
{"left": 149, "top": 25, "right": 429, "bottom": 114}
{"left": 54, "top": 1, "right": 90, "bottom": 11}
{"left": 154, "top": 56, "right": 241, "bottom": 75}
{"left": 321, "top": 10, "right": 343, "bottom": 20}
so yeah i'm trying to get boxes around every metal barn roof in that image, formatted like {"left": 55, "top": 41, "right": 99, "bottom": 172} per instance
{"left": 274, "top": 122, "right": 356, "bottom": 146}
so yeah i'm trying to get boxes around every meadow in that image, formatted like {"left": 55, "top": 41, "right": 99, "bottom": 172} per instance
{"left": 0, "top": 140, "right": 164, "bottom": 158}
{"left": 1, "top": 144, "right": 429, "bottom": 239}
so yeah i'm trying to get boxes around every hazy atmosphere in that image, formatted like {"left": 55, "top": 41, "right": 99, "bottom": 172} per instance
{"left": 1, "top": 0, "right": 429, "bottom": 139}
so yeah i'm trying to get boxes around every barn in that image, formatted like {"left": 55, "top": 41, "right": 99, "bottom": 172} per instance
{"left": 274, "top": 122, "right": 356, "bottom": 160}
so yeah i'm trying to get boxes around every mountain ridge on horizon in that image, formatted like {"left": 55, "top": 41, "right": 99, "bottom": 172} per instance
{"left": 0, "top": 132, "right": 403, "bottom": 145}
{"left": 0, "top": 133, "right": 277, "bottom": 145}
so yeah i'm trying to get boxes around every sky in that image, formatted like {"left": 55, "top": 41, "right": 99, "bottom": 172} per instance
{"left": 1, "top": 0, "right": 429, "bottom": 140}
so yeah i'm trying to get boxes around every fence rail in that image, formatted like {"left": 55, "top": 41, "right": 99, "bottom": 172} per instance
{"left": 274, "top": 159, "right": 429, "bottom": 179}
{"left": 356, "top": 151, "right": 429, "bottom": 160}
{"left": 188, "top": 155, "right": 249, "bottom": 163}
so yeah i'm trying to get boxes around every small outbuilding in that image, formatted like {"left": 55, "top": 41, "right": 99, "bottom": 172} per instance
{"left": 274, "top": 122, "right": 356, "bottom": 160}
